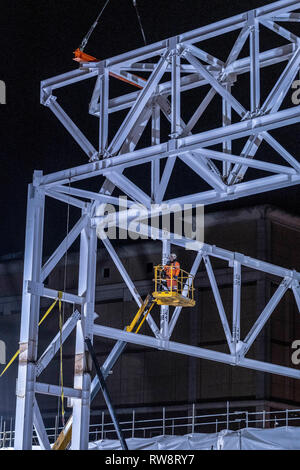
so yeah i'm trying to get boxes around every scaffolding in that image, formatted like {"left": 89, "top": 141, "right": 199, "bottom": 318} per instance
{"left": 14, "top": 0, "right": 300, "bottom": 450}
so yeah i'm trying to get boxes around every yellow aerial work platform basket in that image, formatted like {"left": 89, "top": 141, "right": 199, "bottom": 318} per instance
{"left": 152, "top": 265, "right": 195, "bottom": 307}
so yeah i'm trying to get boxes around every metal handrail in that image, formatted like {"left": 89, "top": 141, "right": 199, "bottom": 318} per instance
{"left": 2, "top": 405, "right": 300, "bottom": 447}
{"left": 153, "top": 265, "right": 195, "bottom": 298}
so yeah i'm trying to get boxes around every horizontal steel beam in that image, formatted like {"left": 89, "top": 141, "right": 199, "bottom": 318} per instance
{"left": 199, "top": 148, "right": 298, "bottom": 175}
{"left": 256, "top": 0, "right": 300, "bottom": 18}
{"left": 106, "top": 43, "right": 295, "bottom": 114}
{"left": 41, "top": 69, "right": 98, "bottom": 94}
{"left": 38, "top": 105, "right": 300, "bottom": 189}
{"left": 271, "top": 12, "right": 300, "bottom": 21}
{"left": 166, "top": 174, "right": 300, "bottom": 207}
{"left": 41, "top": 22, "right": 296, "bottom": 117}
{"left": 35, "top": 382, "right": 82, "bottom": 399}
{"left": 27, "top": 281, "right": 84, "bottom": 306}
{"left": 51, "top": 185, "right": 135, "bottom": 207}
{"left": 45, "top": 189, "right": 87, "bottom": 210}
{"left": 111, "top": 222, "right": 300, "bottom": 281}
{"left": 93, "top": 324, "right": 300, "bottom": 380}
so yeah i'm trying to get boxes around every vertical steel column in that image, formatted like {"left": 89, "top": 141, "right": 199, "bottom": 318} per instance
{"left": 249, "top": 12, "right": 260, "bottom": 113}
{"left": 15, "top": 172, "right": 45, "bottom": 449}
{"left": 71, "top": 213, "right": 97, "bottom": 450}
{"left": 222, "top": 83, "right": 232, "bottom": 178}
{"left": 232, "top": 260, "right": 241, "bottom": 354}
{"left": 99, "top": 64, "right": 109, "bottom": 156}
{"left": 188, "top": 289, "right": 199, "bottom": 404}
{"left": 151, "top": 102, "right": 160, "bottom": 202}
{"left": 170, "top": 37, "right": 181, "bottom": 138}
{"left": 160, "top": 238, "right": 170, "bottom": 340}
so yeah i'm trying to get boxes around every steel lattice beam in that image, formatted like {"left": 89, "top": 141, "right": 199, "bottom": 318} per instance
{"left": 15, "top": 0, "right": 300, "bottom": 450}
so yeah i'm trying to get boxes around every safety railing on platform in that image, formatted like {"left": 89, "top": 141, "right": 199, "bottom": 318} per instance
{"left": 153, "top": 265, "right": 195, "bottom": 299}
{"left": 2, "top": 404, "right": 300, "bottom": 448}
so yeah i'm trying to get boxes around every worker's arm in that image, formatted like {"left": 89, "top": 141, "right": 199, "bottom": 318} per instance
{"left": 174, "top": 262, "right": 180, "bottom": 277}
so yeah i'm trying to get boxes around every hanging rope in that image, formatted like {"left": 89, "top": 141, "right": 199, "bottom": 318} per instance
{"left": 79, "top": 0, "right": 111, "bottom": 51}
{"left": 132, "top": 0, "right": 147, "bottom": 46}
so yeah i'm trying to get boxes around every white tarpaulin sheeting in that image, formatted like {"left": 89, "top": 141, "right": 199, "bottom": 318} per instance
{"left": 89, "top": 426, "right": 300, "bottom": 450}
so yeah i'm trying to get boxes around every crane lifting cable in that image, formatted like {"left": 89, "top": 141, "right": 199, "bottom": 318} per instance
{"left": 74, "top": 0, "right": 148, "bottom": 62}
{"left": 132, "top": 0, "right": 147, "bottom": 46}
{"left": 79, "top": 0, "right": 147, "bottom": 50}
{"left": 79, "top": 0, "right": 110, "bottom": 52}
{"left": 73, "top": 0, "right": 110, "bottom": 62}
{"left": 73, "top": 0, "right": 149, "bottom": 94}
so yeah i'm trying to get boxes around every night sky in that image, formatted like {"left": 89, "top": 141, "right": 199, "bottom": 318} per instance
{"left": 1, "top": 0, "right": 299, "bottom": 257}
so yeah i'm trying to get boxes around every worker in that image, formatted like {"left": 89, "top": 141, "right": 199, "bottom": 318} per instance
{"left": 163, "top": 253, "right": 180, "bottom": 291}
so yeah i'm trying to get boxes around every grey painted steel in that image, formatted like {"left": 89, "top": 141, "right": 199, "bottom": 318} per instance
{"left": 15, "top": 180, "right": 45, "bottom": 450}
{"left": 37, "top": 0, "right": 300, "bottom": 210}
{"left": 33, "top": 399, "right": 51, "bottom": 450}
{"left": 15, "top": 0, "right": 300, "bottom": 449}
{"left": 36, "top": 310, "right": 81, "bottom": 376}
{"left": 27, "top": 282, "right": 84, "bottom": 306}
{"left": 240, "top": 277, "right": 292, "bottom": 357}
{"left": 71, "top": 221, "right": 97, "bottom": 450}
{"left": 203, "top": 256, "right": 234, "bottom": 354}
{"left": 232, "top": 261, "right": 241, "bottom": 351}
{"left": 93, "top": 324, "right": 300, "bottom": 380}
{"left": 35, "top": 382, "right": 82, "bottom": 399}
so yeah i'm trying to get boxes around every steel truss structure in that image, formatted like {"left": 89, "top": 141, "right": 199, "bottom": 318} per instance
{"left": 15, "top": 0, "right": 300, "bottom": 449}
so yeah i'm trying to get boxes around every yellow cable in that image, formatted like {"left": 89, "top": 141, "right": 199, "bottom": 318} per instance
{"left": 0, "top": 349, "right": 20, "bottom": 377}
{"left": 0, "top": 294, "right": 61, "bottom": 377}
{"left": 38, "top": 298, "right": 58, "bottom": 326}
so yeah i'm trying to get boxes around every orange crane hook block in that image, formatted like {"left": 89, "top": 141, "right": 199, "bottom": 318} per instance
{"left": 73, "top": 48, "right": 145, "bottom": 90}
{"left": 73, "top": 48, "right": 99, "bottom": 63}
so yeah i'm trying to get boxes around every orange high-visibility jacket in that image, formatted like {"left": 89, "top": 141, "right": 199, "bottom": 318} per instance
{"left": 163, "top": 261, "right": 180, "bottom": 278}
